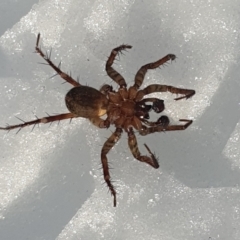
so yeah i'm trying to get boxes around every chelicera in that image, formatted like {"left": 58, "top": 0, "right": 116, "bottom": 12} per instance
{"left": 0, "top": 34, "right": 195, "bottom": 207}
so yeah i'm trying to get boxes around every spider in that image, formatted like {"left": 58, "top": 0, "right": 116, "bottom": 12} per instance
{"left": 0, "top": 33, "right": 195, "bottom": 207}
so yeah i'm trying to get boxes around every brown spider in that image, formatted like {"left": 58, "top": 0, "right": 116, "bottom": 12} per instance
{"left": 0, "top": 34, "right": 195, "bottom": 207}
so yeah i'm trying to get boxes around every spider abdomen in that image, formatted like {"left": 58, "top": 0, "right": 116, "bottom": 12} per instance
{"left": 65, "top": 86, "right": 109, "bottom": 118}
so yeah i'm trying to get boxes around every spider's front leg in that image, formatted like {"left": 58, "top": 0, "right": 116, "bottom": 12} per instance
{"left": 133, "top": 54, "right": 176, "bottom": 90}
{"left": 35, "top": 33, "right": 80, "bottom": 87}
{"left": 101, "top": 127, "right": 122, "bottom": 207}
{"left": 127, "top": 127, "right": 159, "bottom": 168}
{"left": 106, "top": 44, "right": 132, "bottom": 88}
{"left": 139, "top": 119, "right": 192, "bottom": 136}
{"left": 0, "top": 113, "right": 76, "bottom": 132}
{"left": 136, "top": 84, "right": 195, "bottom": 101}
{"left": 129, "top": 54, "right": 180, "bottom": 100}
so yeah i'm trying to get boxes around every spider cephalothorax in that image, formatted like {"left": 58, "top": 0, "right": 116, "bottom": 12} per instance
{"left": 0, "top": 34, "right": 195, "bottom": 207}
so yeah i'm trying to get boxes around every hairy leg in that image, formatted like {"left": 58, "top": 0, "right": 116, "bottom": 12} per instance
{"left": 133, "top": 54, "right": 176, "bottom": 89}
{"left": 136, "top": 84, "right": 195, "bottom": 101}
{"left": 101, "top": 127, "right": 122, "bottom": 207}
{"left": 106, "top": 45, "right": 132, "bottom": 88}
{"left": 139, "top": 119, "right": 192, "bottom": 136}
{"left": 35, "top": 33, "right": 80, "bottom": 87}
{"left": 0, "top": 113, "right": 76, "bottom": 132}
{"left": 127, "top": 127, "right": 159, "bottom": 168}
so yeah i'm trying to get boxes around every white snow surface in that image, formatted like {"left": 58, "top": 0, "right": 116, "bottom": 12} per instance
{"left": 0, "top": 0, "right": 240, "bottom": 239}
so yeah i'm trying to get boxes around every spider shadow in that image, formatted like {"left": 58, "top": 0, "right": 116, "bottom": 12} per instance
{"left": 159, "top": 62, "right": 240, "bottom": 188}
{"left": 0, "top": 130, "right": 94, "bottom": 240}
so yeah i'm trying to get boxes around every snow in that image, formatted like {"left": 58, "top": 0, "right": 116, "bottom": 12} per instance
{"left": 0, "top": 0, "right": 240, "bottom": 239}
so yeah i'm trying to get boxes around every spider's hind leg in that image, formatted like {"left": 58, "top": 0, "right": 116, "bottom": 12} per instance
{"left": 35, "top": 33, "right": 80, "bottom": 87}
{"left": 0, "top": 113, "right": 76, "bottom": 132}
{"left": 101, "top": 127, "right": 122, "bottom": 207}
{"left": 106, "top": 44, "right": 132, "bottom": 88}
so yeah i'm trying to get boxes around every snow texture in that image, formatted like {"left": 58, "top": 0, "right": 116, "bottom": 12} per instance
{"left": 0, "top": 0, "right": 240, "bottom": 239}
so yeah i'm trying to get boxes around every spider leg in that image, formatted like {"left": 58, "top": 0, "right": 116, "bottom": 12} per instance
{"left": 127, "top": 127, "right": 159, "bottom": 168}
{"left": 139, "top": 119, "right": 192, "bottom": 136}
{"left": 133, "top": 54, "right": 176, "bottom": 89}
{"left": 35, "top": 33, "right": 80, "bottom": 87}
{"left": 136, "top": 84, "right": 195, "bottom": 101}
{"left": 89, "top": 117, "right": 110, "bottom": 128}
{"left": 106, "top": 45, "right": 132, "bottom": 88}
{"left": 0, "top": 113, "right": 76, "bottom": 131}
{"left": 99, "top": 84, "right": 113, "bottom": 95}
{"left": 101, "top": 127, "right": 122, "bottom": 207}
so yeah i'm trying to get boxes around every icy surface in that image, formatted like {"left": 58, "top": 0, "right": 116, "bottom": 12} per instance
{"left": 0, "top": 0, "right": 240, "bottom": 239}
